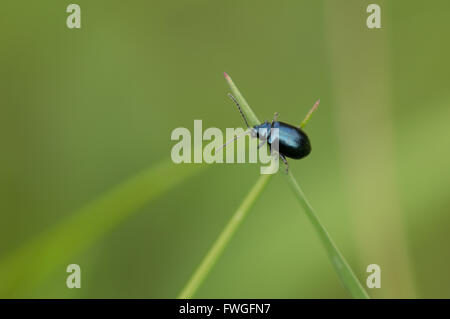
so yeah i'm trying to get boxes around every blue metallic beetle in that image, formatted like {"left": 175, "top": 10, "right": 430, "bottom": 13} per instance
{"left": 225, "top": 93, "right": 319, "bottom": 172}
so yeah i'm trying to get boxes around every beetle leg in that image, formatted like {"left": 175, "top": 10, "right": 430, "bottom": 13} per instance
{"left": 279, "top": 154, "right": 289, "bottom": 173}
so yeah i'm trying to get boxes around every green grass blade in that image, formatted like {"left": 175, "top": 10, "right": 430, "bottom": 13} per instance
{"left": 285, "top": 170, "right": 369, "bottom": 298}
{"left": 178, "top": 174, "right": 271, "bottom": 299}
{"left": 292, "top": 86, "right": 367, "bottom": 297}
{"left": 178, "top": 73, "right": 271, "bottom": 299}
{"left": 0, "top": 160, "right": 204, "bottom": 297}
{"left": 300, "top": 99, "right": 320, "bottom": 128}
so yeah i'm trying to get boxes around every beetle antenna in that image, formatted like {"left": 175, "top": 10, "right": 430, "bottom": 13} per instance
{"left": 215, "top": 129, "right": 251, "bottom": 153}
{"left": 228, "top": 93, "right": 250, "bottom": 128}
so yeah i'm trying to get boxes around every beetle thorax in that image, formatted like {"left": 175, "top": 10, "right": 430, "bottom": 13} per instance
{"left": 252, "top": 122, "right": 272, "bottom": 139}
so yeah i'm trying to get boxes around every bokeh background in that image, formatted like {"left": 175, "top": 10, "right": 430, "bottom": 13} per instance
{"left": 1, "top": 0, "right": 450, "bottom": 298}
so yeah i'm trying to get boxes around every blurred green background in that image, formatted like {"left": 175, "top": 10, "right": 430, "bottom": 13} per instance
{"left": 1, "top": 0, "right": 450, "bottom": 298}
